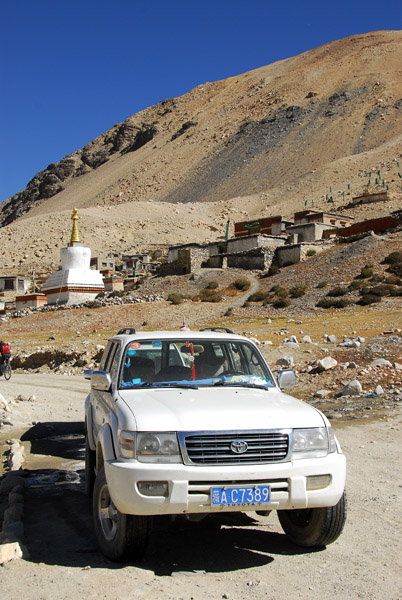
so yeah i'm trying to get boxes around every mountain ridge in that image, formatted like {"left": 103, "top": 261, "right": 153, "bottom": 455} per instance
{"left": 0, "top": 30, "right": 401, "bottom": 273}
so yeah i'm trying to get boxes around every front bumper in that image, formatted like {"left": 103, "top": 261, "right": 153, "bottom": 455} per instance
{"left": 104, "top": 453, "right": 346, "bottom": 515}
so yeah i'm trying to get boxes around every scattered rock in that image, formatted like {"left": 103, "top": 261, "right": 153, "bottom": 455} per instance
{"left": 276, "top": 355, "right": 294, "bottom": 368}
{"left": 338, "top": 339, "right": 360, "bottom": 348}
{"left": 316, "top": 356, "right": 338, "bottom": 371}
{"left": 314, "top": 389, "right": 329, "bottom": 398}
{"left": 335, "top": 379, "right": 363, "bottom": 397}
{"left": 7, "top": 439, "right": 26, "bottom": 471}
{"left": 370, "top": 359, "right": 393, "bottom": 368}
{"left": 0, "top": 393, "right": 10, "bottom": 411}
{"left": 284, "top": 341, "right": 299, "bottom": 349}
{"left": 0, "top": 542, "right": 24, "bottom": 565}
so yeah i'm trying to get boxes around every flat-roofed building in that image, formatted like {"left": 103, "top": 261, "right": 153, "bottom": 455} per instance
{"left": 0, "top": 276, "right": 31, "bottom": 293}
{"left": 235, "top": 215, "right": 292, "bottom": 237}
{"left": 294, "top": 210, "right": 353, "bottom": 228}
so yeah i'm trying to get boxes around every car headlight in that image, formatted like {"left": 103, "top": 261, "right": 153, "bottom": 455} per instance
{"left": 118, "top": 431, "right": 181, "bottom": 463}
{"left": 292, "top": 428, "right": 332, "bottom": 459}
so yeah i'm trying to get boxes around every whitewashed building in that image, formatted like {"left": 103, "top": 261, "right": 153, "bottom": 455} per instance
{"left": 41, "top": 209, "right": 104, "bottom": 305}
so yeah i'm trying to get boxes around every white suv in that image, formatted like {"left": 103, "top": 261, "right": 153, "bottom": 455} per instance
{"left": 84, "top": 327, "right": 346, "bottom": 561}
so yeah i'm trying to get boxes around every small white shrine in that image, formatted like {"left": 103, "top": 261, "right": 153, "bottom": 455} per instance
{"left": 42, "top": 208, "right": 104, "bottom": 305}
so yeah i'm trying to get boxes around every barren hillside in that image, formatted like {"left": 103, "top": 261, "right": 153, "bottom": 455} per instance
{"left": 0, "top": 30, "right": 401, "bottom": 274}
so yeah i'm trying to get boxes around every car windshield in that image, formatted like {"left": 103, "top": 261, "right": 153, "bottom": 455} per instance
{"left": 119, "top": 338, "right": 274, "bottom": 389}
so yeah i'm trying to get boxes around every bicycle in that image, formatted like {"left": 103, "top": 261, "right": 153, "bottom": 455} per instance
{"left": 0, "top": 359, "right": 11, "bottom": 380}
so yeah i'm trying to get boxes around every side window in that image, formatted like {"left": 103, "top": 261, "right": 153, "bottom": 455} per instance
{"left": 242, "top": 344, "right": 270, "bottom": 379}
{"left": 229, "top": 343, "right": 245, "bottom": 371}
{"left": 101, "top": 341, "right": 119, "bottom": 377}
{"left": 99, "top": 342, "right": 113, "bottom": 370}
{"left": 108, "top": 344, "right": 121, "bottom": 384}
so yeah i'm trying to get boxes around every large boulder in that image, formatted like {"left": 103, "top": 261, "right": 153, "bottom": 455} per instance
{"left": 335, "top": 379, "right": 363, "bottom": 397}
{"left": 370, "top": 358, "right": 393, "bottom": 368}
{"left": 315, "top": 356, "right": 338, "bottom": 372}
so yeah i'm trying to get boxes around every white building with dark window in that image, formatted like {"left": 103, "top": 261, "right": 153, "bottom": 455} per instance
{"left": 0, "top": 276, "right": 31, "bottom": 293}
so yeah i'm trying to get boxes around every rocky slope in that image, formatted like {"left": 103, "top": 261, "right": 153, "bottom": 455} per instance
{"left": 0, "top": 31, "right": 401, "bottom": 274}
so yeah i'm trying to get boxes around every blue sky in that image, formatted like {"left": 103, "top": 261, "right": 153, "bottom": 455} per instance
{"left": 1, "top": 0, "right": 400, "bottom": 202}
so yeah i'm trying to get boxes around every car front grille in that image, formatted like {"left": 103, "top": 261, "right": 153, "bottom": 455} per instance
{"left": 180, "top": 430, "right": 290, "bottom": 465}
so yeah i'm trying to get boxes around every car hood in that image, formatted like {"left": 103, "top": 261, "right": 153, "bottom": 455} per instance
{"left": 118, "top": 386, "right": 325, "bottom": 432}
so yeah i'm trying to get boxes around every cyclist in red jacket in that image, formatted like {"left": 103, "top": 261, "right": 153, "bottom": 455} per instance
{"left": 0, "top": 341, "right": 11, "bottom": 367}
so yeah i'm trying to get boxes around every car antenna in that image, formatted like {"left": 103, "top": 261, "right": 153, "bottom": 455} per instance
{"left": 180, "top": 316, "right": 190, "bottom": 331}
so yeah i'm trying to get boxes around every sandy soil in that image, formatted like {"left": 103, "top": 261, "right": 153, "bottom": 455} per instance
{"left": 1, "top": 373, "right": 401, "bottom": 599}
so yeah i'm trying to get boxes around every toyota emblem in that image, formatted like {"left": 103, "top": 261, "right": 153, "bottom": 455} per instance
{"left": 230, "top": 440, "right": 248, "bottom": 454}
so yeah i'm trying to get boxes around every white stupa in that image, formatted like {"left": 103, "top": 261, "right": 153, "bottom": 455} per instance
{"left": 42, "top": 208, "right": 104, "bottom": 305}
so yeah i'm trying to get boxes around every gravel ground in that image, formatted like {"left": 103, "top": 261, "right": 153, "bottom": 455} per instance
{"left": 0, "top": 374, "right": 401, "bottom": 599}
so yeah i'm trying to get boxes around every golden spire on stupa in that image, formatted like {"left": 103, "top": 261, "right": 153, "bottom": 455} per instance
{"left": 69, "top": 208, "right": 82, "bottom": 246}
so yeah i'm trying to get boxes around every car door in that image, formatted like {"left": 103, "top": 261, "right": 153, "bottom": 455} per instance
{"left": 92, "top": 340, "right": 121, "bottom": 442}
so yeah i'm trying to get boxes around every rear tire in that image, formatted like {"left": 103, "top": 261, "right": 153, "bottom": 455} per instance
{"left": 278, "top": 490, "right": 347, "bottom": 547}
{"left": 93, "top": 466, "right": 150, "bottom": 561}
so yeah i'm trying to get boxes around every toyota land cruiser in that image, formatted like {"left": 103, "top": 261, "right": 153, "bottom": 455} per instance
{"left": 84, "top": 327, "right": 346, "bottom": 561}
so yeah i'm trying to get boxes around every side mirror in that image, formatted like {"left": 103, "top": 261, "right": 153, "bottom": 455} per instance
{"left": 90, "top": 371, "right": 112, "bottom": 391}
{"left": 277, "top": 369, "right": 296, "bottom": 390}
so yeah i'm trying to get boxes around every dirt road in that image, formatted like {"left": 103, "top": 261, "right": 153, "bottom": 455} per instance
{"left": 1, "top": 374, "right": 402, "bottom": 599}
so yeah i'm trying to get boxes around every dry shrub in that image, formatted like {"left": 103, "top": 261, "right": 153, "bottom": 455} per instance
{"left": 167, "top": 293, "right": 184, "bottom": 305}
{"left": 230, "top": 278, "right": 251, "bottom": 291}
{"left": 199, "top": 289, "right": 222, "bottom": 303}
{"left": 221, "top": 286, "right": 238, "bottom": 297}
{"left": 316, "top": 298, "right": 349, "bottom": 309}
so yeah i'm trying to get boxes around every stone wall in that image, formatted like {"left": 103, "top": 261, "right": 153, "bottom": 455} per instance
{"left": 352, "top": 191, "right": 389, "bottom": 205}
{"left": 226, "top": 234, "right": 285, "bottom": 254}
{"left": 336, "top": 214, "right": 400, "bottom": 237}
{"left": 45, "top": 290, "right": 101, "bottom": 305}
{"left": 104, "top": 278, "right": 124, "bottom": 292}
{"left": 276, "top": 243, "right": 326, "bottom": 267}
{"left": 15, "top": 294, "right": 47, "bottom": 310}
{"left": 226, "top": 248, "right": 277, "bottom": 270}
{"left": 161, "top": 246, "right": 210, "bottom": 275}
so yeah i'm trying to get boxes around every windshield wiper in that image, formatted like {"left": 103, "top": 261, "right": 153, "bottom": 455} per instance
{"left": 213, "top": 381, "right": 270, "bottom": 390}
{"left": 130, "top": 381, "right": 199, "bottom": 389}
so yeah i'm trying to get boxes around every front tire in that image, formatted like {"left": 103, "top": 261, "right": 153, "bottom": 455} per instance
{"left": 93, "top": 466, "right": 150, "bottom": 561}
{"left": 3, "top": 363, "right": 11, "bottom": 380}
{"left": 278, "top": 490, "right": 347, "bottom": 547}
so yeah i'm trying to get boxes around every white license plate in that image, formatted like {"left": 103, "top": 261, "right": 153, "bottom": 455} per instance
{"left": 211, "top": 485, "right": 270, "bottom": 506}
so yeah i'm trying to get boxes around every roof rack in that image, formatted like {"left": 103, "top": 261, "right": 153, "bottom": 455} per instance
{"left": 199, "top": 327, "right": 234, "bottom": 334}
{"left": 117, "top": 327, "right": 136, "bottom": 335}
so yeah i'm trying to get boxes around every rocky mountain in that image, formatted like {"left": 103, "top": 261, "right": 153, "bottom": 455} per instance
{"left": 0, "top": 30, "right": 401, "bottom": 273}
